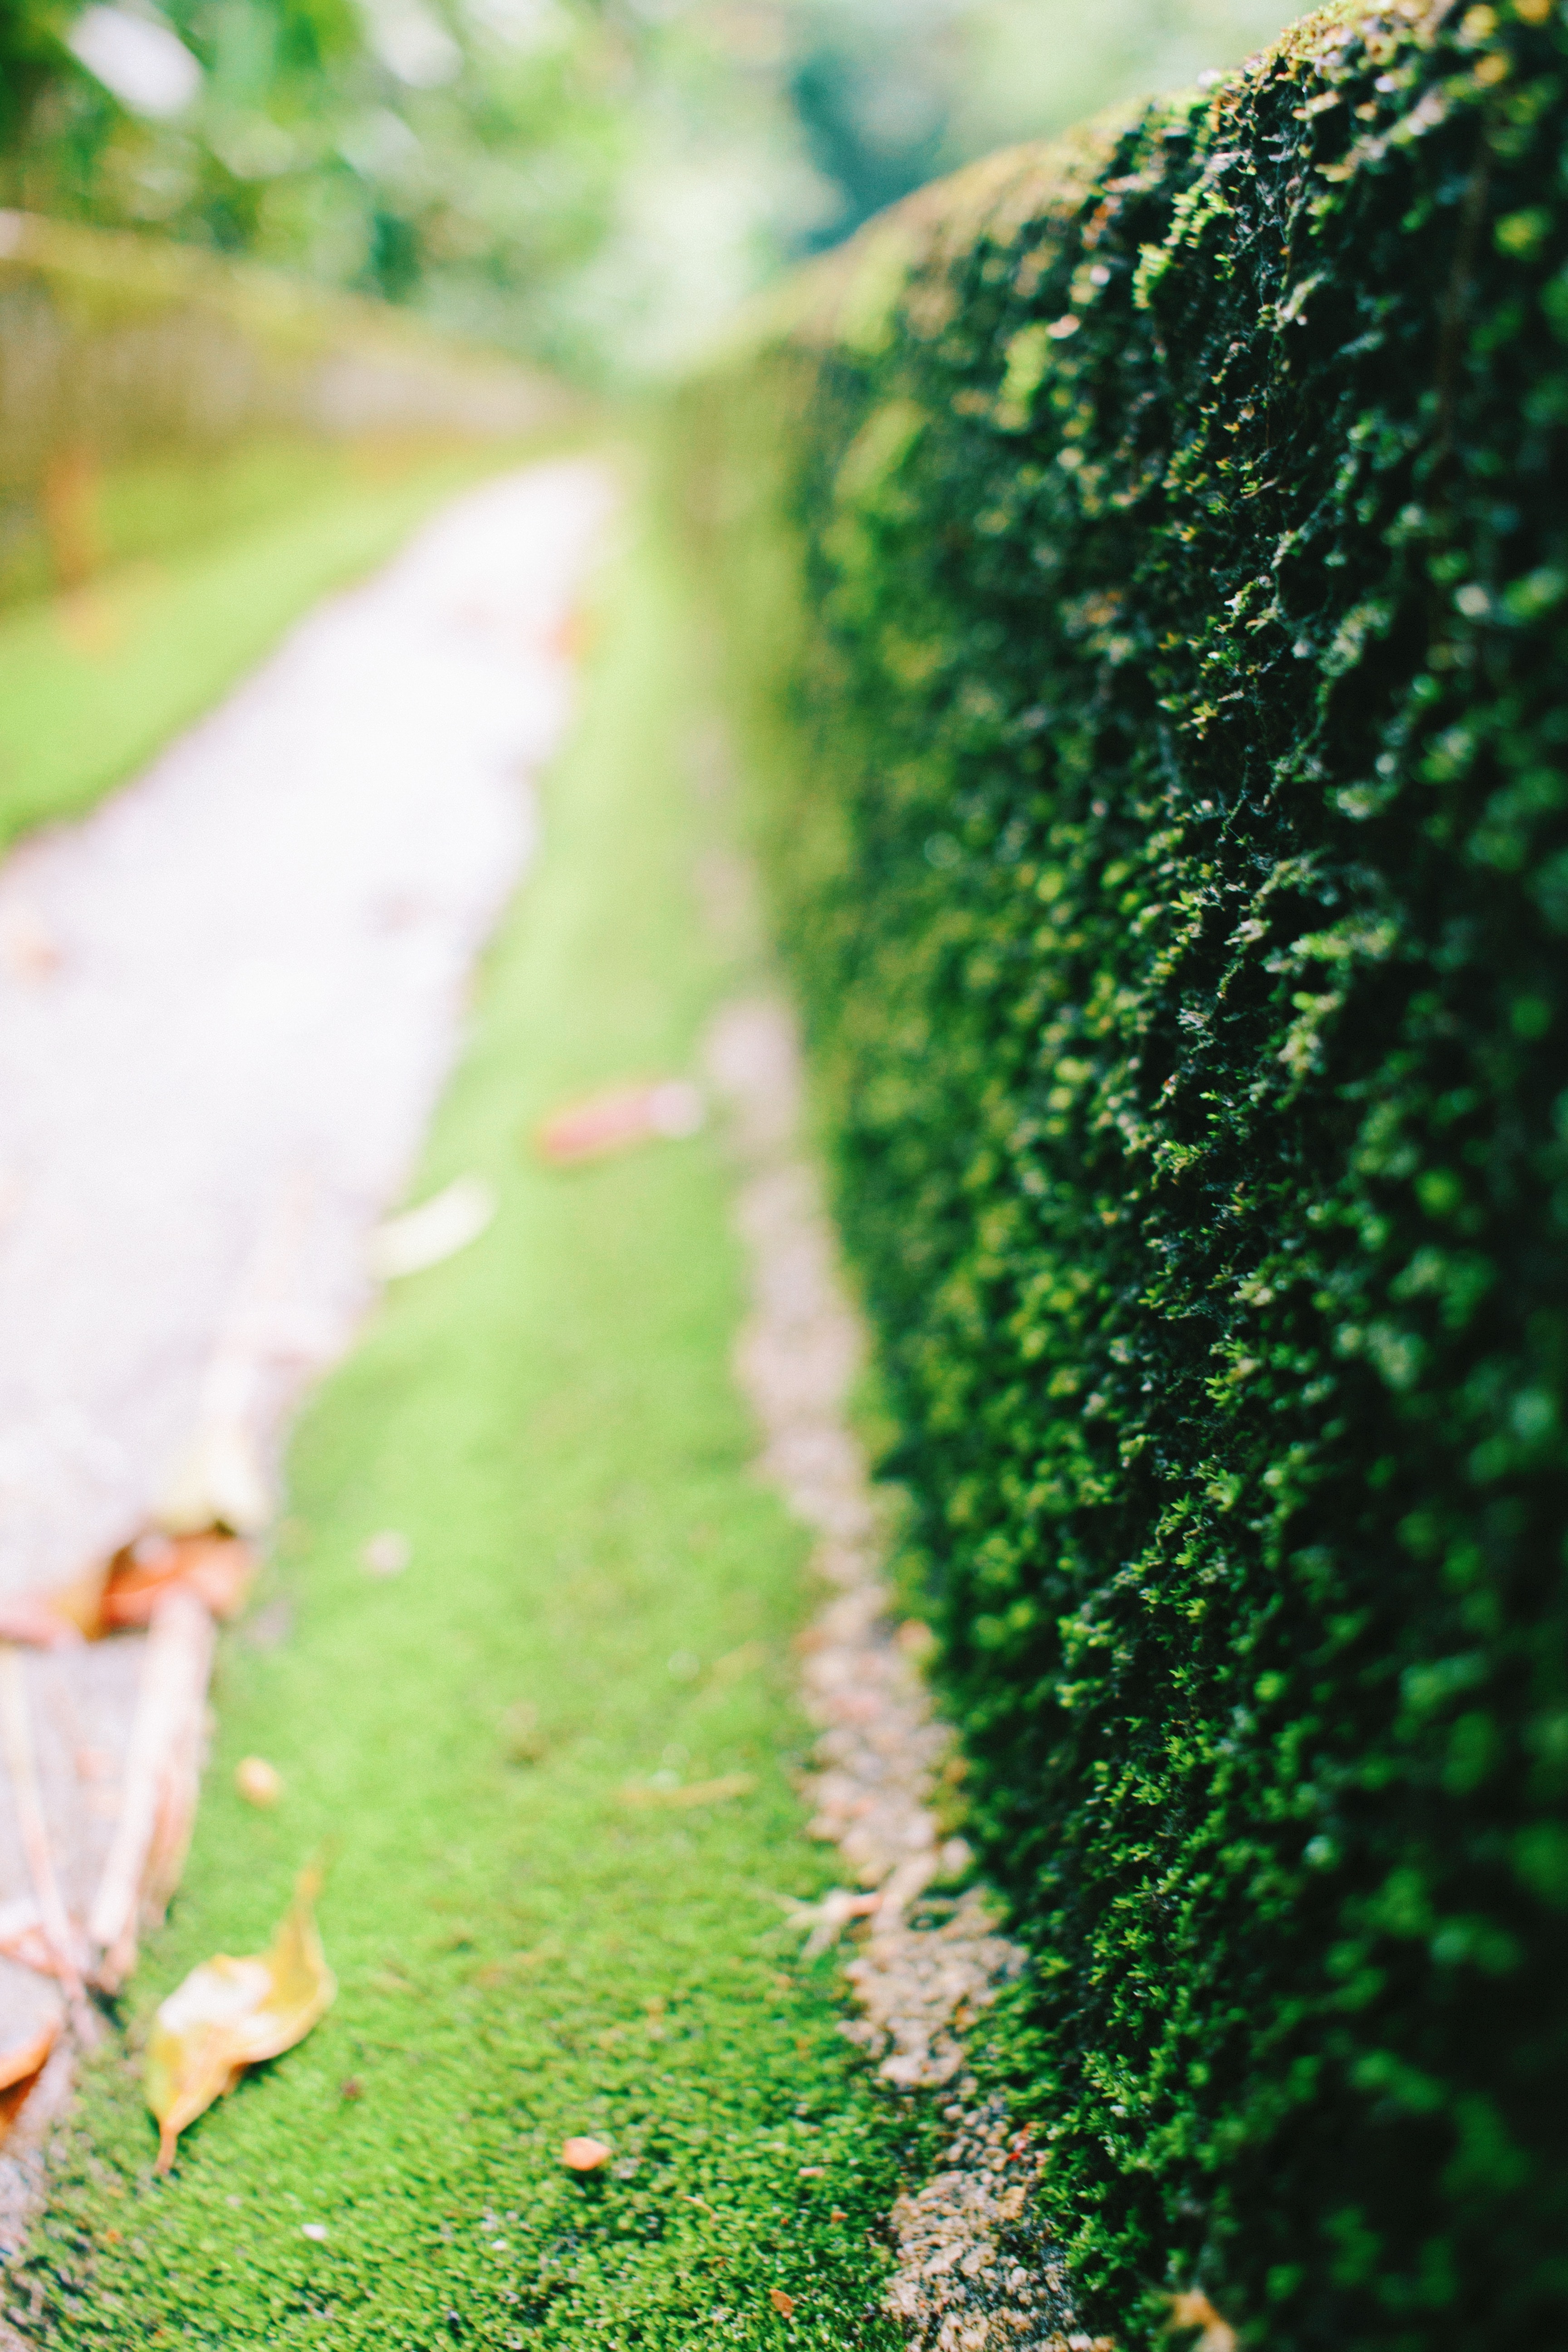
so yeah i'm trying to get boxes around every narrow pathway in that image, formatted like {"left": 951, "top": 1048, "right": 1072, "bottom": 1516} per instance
{"left": 0, "top": 448, "right": 1079, "bottom": 2350}
{"left": 2, "top": 487, "right": 932, "bottom": 2348}
{"left": 0, "top": 461, "right": 610, "bottom": 2246}
{"left": 0, "top": 460, "right": 611, "bottom": 1601}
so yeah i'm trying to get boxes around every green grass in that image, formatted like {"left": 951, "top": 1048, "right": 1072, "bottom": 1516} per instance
{"left": 17, "top": 470, "right": 930, "bottom": 2348}
{"left": 0, "top": 436, "right": 559, "bottom": 855}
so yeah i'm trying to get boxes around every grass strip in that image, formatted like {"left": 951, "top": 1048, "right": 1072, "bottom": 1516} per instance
{"left": 0, "top": 437, "right": 563, "bottom": 855}
{"left": 17, "top": 467, "right": 929, "bottom": 2350}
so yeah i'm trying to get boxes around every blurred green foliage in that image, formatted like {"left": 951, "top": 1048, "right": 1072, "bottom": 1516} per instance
{"left": 0, "top": 0, "right": 625, "bottom": 368}
{"left": 1, "top": 0, "right": 1300, "bottom": 377}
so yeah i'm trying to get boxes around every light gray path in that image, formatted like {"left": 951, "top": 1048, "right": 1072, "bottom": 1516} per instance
{"left": 0, "top": 459, "right": 612, "bottom": 1600}
{"left": 0, "top": 460, "right": 611, "bottom": 2244}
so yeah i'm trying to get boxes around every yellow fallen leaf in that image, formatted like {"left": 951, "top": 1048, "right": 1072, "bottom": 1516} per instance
{"left": 146, "top": 1867, "right": 335, "bottom": 2172}
{"left": 157, "top": 1419, "right": 274, "bottom": 1539}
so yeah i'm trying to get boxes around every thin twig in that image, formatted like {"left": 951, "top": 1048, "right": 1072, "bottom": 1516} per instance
{"left": 0, "top": 1649, "right": 90, "bottom": 2039}
{"left": 86, "top": 1593, "right": 214, "bottom": 1992}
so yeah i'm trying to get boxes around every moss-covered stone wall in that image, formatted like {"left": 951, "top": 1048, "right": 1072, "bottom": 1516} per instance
{"left": 693, "top": 3, "right": 1568, "bottom": 2342}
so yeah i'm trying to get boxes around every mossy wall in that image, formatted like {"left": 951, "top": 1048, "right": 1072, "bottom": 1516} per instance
{"left": 0, "top": 211, "right": 564, "bottom": 606}
{"left": 691, "top": 3, "right": 1568, "bottom": 2344}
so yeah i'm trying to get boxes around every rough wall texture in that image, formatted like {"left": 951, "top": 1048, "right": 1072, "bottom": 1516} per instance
{"left": 693, "top": 3, "right": 1568, "bottom": 2343}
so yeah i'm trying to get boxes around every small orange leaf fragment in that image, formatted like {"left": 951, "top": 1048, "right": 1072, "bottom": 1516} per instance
{"left": 102, "top": 1532, "right": 255, "bottom": 1630}
{"left": 145, "top": 1867, "right": 334, "bottom": 2172}
{"left": 769, "top": 2288, "right": 795, "bottom": 2318}
{"left": 0, "top": 1531, "right": 255, "bottom": 1647}
{"left": 535, "top": 1081, "right": 704, "bottom": 1167}
{"left": 561, "top": 2136, "right": 612, "bottom": 2172}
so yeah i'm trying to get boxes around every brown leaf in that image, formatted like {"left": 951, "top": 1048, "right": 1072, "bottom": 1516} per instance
{"left": 0, "top": 1530, "right": 253, "bottom": 1648}
{"left": 101, "top": 1532, "right": 255, "bottom": 1631}
{"left": 561, "top": 2136, "right": 612, "bottom": 2172}
{"left": 0, "top": 1972, "right": 63, "bottom": 2108}
{"left": 1166, "top": 2290, "right": 1239, "bottom": 2352}
{"left": 535, "top": 1081, "right": 704, "bottom": 1167}
{"left": 145, "top": 1866, "right": 335, "bottom": 2172}
{"left": 769, "top": 2288, "right": 795, "bottom": 2318}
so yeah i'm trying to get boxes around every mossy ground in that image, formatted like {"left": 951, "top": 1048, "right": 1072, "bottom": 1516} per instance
{"left": 13, "top": 465, "right": 930, "bottom": 2348}
{"left": 0, "top": 435, "right": 571, "bottom": 855}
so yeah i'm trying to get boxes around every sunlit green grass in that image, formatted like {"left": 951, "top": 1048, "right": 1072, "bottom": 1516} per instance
{"left": 20, "top": 476, "right": 928, "bottom": 2349}
{"left": 0, "top": 438, "right": 553, "bottom": 856}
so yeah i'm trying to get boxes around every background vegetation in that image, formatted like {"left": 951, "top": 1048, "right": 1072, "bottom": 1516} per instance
{"left": 2, "top": 0, "right": 1300, "bottom": 377}
{"left": 690, "top": 1, "right": 1568, "bottom": 2343}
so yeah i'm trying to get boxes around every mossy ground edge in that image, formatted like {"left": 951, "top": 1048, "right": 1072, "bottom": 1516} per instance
{"left": 13, "top": 462, "right": 931, "bottom": 2349}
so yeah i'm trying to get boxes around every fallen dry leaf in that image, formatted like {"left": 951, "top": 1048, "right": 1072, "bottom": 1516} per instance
{"left": 145, "top": 1865, "right": 335, "bottom": 2171}
{"left": 102, "top": 1532, "right": 255, "bottom": 1631}
{"left": 1166, "top": 2290, "right": 1239, "bottom": 2352}
{"left": 157, "top": 1419, "right": 274, "bottom": 1539}
{"left": 769, "top": 2288, "right": 795, "bottom": 2318}
{"left": 502, "top": 1700, "right": 548, "bottom": 1764}
{"left": 0, "top": 1649, "right": 92, "bottom": 2026}
{"left": 710, "top": 1640, "right": 767, "bottom": 1683}
{"left": 788, "top": 1885, "right": 882, "bottom": 1958}
{"left": 235, "top": 1757, "right": 283, "bottom": 1808}
{"left": 368, "top": 1176, "right": 495, "bottom": 1280}
{"left": 534, "top": 1080, "right": 704, "bottom": 1167}
{"left": 88, "top": 1592, "right": 215, "bottom": 1991}
{"left": 0, "top": 1531, "right": 254, "bottom": 1647}
{"left": 561, "top": 2136, "right": 612, "bottom": 2172}
{"left": 620, "top": 1772, "right": 756, "bottom": 1808}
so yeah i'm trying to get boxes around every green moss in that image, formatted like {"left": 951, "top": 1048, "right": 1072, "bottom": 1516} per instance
{"left": 690, "top": 3, "right": 1568, "bottom": 2343}
{"left": 19, "top": 475, "right": 929, "bottom": 2350}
